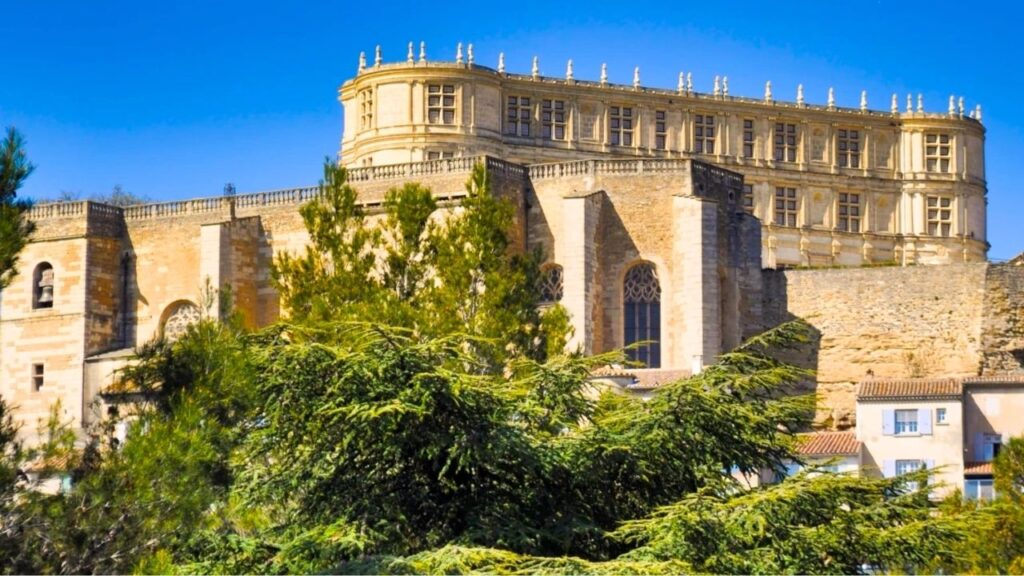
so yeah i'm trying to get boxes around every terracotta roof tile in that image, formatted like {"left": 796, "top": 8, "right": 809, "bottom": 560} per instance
{"left": 964, "top": 461, "right": 995, "bottom": 475}
{"left": 796, "top": 431, "right": 861, "bottom": 456}
{"left": 589, "top": 367, "right": 692, "bottom": 390}
{"left": 963, "top": 374, "right": 1024, "bottom": 385}
{"left": 857, "top": 378, "right": 962, "bottom": 400}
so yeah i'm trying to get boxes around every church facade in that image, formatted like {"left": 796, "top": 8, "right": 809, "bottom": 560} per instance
{"left": 3, "top": 47, "right": 1017, "bottom": 445}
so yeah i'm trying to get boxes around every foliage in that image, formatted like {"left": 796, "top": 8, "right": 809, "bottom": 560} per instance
{"left": 0, "top": 127, "right": 37, "bottom": 290}
{"left": 271, "top": 160, "right": 565, "bottom": 368}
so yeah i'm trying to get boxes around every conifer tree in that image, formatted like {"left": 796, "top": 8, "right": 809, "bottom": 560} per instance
{"left": 0, "top": 127, "right": 37, "bottom": 289}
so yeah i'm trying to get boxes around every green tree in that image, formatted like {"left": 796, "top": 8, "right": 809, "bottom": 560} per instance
{"left": 0, "top": 127, "right": 37, "bottom": 289}
{"left": 271, "top": 160, "right": 565, "bottom": 367}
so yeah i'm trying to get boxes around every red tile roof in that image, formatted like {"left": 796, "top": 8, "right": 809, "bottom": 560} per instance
{"left": 857, "top": 378, "right": 962, "bottom": 400}
{"left": 796, "top": 431, "right": 861, "bottom": 456}
{"left": 964, "top": 461, "right": 995, "bottom": 475}
{"left": 589, "top": 367, "right": 692, "bottom": 390}
{"left": 963, "top": 374, "right": 1024, "bottom": 385}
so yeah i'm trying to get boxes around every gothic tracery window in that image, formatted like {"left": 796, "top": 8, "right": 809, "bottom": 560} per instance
{"left": 162, "top": 301, "right": 200, "bottom": 341}
{"left": 539, "top": 265, "right": 563, "bottom": 303}
{"left": 623, "top": 263, "right": 661, "bottom": 368}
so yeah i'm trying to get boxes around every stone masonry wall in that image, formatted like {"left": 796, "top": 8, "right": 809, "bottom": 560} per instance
{"left": 981, "top": 263, "right": 1024, "bottom": 374}
{"left": 762, "top": 263, "right": 989, "bottom": 427}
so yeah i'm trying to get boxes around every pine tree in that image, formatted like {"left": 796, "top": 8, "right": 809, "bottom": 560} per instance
{"left": 0, "top": 127, "right": 37, "bottom": 289}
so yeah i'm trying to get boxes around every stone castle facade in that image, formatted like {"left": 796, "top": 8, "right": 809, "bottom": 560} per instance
{"left": 2, "top": 46, "right": 1020, "bottom": 445}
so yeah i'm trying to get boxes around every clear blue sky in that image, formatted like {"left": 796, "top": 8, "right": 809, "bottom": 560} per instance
{"left": 2, "top": 0, "right": 1022, "bottom": 259}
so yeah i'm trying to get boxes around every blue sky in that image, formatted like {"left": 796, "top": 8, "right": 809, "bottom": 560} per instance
{"left": 2, "top": 0, "right": 1022, "bottom": 259}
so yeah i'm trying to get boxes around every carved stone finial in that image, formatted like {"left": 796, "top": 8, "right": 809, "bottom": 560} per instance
{"left": 827, "top": 87, "right": 836, "bottom": 109}
{"left": 797, "top": 84, "right": 804, "bottom": 106}
{"left": 713, "top": 75, "right": 720, "bottom": 97}
{"left": 678, "top": 72, "right": 684, "bottom": 95}
{"left": 566, "top": 59, "right": 573, "bottom": 81}
{"left": 407, "top": 42, "right": 414, "bottom": 64}
{"left": 917, "top": 93, "right": 923, "bottom": 113}
{"left": 891, "top": 93, "right": 898, "bottom": 114}
{"left": 686, "top": 72, "right": 693, "bottom": 94}
{"left": 374, "top": 45, "right": 382, "bottom": 67}
{"left": 633, "top": 66, "right": 640, "bottom": 89}
{"left": 948, "top": 95, "right": 955, "bottom": 116}
{"left": 419, "top": 41, "right": 426, "bottom": 63}
{"left": 456, "top": 42, "right": 463, "bottom": 64}
{"left": 532, "top": 56, "right": 539, "bottom": 80}
{"left": 860, "top": 90, "right": 867, "bottom": 112}
{"left": 498, "top": 52, "right": 505, "bottom": 74}
{"left": 958, "top": 96, "right": 965, "bottom": 118}
{"left": 906, "top": 93, "right": 913, "bottom": 113}
{"left": 975, "top": 104, "right": 982, "bottom": 121}
{"left": 358, "top": 51, "right": 366, "bottom": 73}
{"left": 600, "top": 63, "right": 608, "bottom": 85}
{"left": 467, "top": 44, "right": 474, "bottom": 65}
{"left": 765, "top": 80, "right": 773, "bottom": 103}
{"left": 723, "top": 76, "right": 729, "bottom": 97}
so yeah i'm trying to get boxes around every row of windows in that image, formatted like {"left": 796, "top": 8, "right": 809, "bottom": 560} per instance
{"left": 416, "top": 87, "right": 954, "bottom": 173}
{"left": 741, "top": 189, "right": 955, "bottom": 236}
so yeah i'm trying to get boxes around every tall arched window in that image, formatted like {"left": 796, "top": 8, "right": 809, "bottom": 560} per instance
{"left": 538, "top": 264, "right": 564, "bottom": 304}
{"left": 32, "top": 263, "right": 54, "bottom": 309}
{"left": 623, "top": 263, "right": 661, "bottom": 368}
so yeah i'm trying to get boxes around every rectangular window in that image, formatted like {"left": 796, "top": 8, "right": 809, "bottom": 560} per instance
{"left": 426, "top": 151, "right": 455, "bottom": 160}
{"left": 927, "top": 196, "right": 953, "bottom": 237}
{"left": 359, "top": 89, "right": 373, "bottom": 130}
{"left": 609, "top": 106, "right": 633, "bottom": 146}
{"left": 925, "top": 133, "right": 951, "bottom": 172}
{"left": 965, "top": 478, "right": 995, "bottom": 501}
{"left": 654, "top": 110, "right": 667, "bottom": 150}
{"left": 427, "top": 84, "right": 456, "bottom": 125}
{"left": 896, "top": 459, "right": 924, "bottom": 491}
{"left": 837, "top": 129, "right": 860, "bottom": 168}
{"left": 742, "top": 119, "right": 755, "bottom": 158}
{"left": 542, "top": 99, "right": 566, "bottom": 140}
{"left": 837, "top": 192, "right": 861, "bottom": 232}
{"left": 895, "top": 409, "right": 919, "bottom": 434}
{"left": 742, "top": 184, "right": 754, "bottom": 214}
{"left": 774, "top": 122, "right": 797, "bottom": 162}
{"left": 774, "top": 187, "right": 797, "bottom": 227}
{"left": 32, "top": 363, "right": 44, "bottom": 391}
{"left": 694, "top": 114, "right": 715, "bottom": 154}
{"left": 936, "top": 407, "right": 947, "bottom": 424}
{"left": 505, "top": 96, "right": 531, "bottom": 137}
{"left": 983, "top": 434, "right": 1003, "bottom": 461}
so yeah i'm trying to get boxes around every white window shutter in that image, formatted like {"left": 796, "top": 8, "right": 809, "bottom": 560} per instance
{"left": 882, "top": 409, "right": 895, "bottom": 435}
{"left": 919, "top": 408, "right": 933, "bottom": 435}
{"left": 883, "top": 459, "right": 896, "bottom": 478}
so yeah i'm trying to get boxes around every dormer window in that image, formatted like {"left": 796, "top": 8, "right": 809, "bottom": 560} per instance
{"left": 33, "top": 263, "right": 54, "bottom": 309}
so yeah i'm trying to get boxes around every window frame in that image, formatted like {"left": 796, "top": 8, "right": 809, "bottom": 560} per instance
{"left": 926, "top": 196, "right": 953, "bottom": 237}
{"left": 742, "top": 184, "right": 754, "bottom": 215}
{"left": 894, "top": 409, "right": 919, "bottom": 435}
{"left": 427, "top": 84, "right": 457, "bottom": 125}
{"left": 541, "top": 99, "right": 566, "bottom": 141}
{"left": 773, "top": 187, "right": 798, "bottom": 227}
{"left": 773, "top": 122, "right": 798, "bottom": 163}
{"left": 694, "top": 113, "right": 715, "bottom": 154}
{"left": 965, "top": 478, "right": 995, "bottom": 501}
{"left": 742, "top": 118, "right": 755, "bottom": 158}
{"left": 623, "top": 263, "right": 661, "bottom": 368}
{"left": 505, "top": 95, "right": 532, "bottom": 137}
{"left": 609, "top": 106, "right": 634, "bottom": 147}
{"left": 358, "top": 88, "right": 374, "bottom": 131}
{"left": 32, "top": 363, "right": 44, "bottom": 392}
{"left": 837, "top": 128, "right": 861, "bottom": 168}
{"left": 925, "top": 133, "right": 951, "bottom": 173}
{"left": 837, "top": 192, "right": 861, "bottom": 233}
{"left": 936, "top": 407, "right": 948, "bottom": 425}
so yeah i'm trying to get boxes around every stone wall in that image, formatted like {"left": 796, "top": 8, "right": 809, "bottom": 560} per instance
{"left": 980, "top": 263, "right": 1024, "bottom": 374}
{"left": 763, "top": 263, "right": 990, "bottom": 426}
